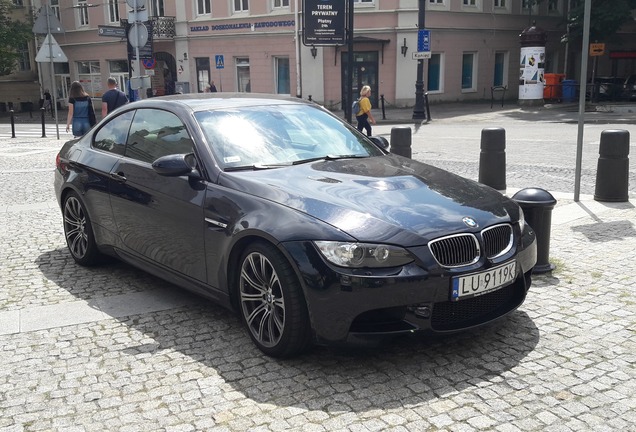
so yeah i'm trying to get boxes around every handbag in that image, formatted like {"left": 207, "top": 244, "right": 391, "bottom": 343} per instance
{"left": 88, "top": 98, "right": 97, "bottom": 126}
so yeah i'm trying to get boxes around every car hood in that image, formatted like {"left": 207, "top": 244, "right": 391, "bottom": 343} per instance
{"left": 219, "top": 155, "right": 518, "bottom": 246}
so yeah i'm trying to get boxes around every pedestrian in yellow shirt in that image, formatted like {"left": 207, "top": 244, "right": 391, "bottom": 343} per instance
{"left": 355, "top": 85, "right": 376, "bottom": 136}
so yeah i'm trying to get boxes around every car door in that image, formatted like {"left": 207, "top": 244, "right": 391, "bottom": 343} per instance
{"left": 85, "top": 110, "right": 134, "bottom": 244}
{"left": 109, "top": 108, "right": 207, "bottom": 282}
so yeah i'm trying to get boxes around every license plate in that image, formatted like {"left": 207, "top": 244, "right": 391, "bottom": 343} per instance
{"left": 451, "top": 261, "right": 517, "bottom": 301}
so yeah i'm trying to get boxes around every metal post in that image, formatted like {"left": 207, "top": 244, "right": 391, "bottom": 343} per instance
{"left": 10, "top": 110, "right": 16, "bottom": 138}
{"left": 424, "top": 92, "right": 431, "bottom": 121}
{"left": 574, "top": 0, "right": 592, "bottom": 202}
{"left": 346, "top": 0, "right": 354, "bottom": 124}
{"left": 41, "top": 108, "right": 46, "bottom": 138}
{"left": 412, "top": 0, "right": 426, "bottom": 120}
{"left": 45, "top": 6, "right": 60, "bottom": 139}
{"left": 380, "top": 94, "right": 386, "bottom": 120}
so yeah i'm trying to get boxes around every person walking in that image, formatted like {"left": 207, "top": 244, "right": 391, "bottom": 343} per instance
{"left": 355, "top": 85, "right": 376, "bottom": 136}
{"left": 43, "top": 89, "right": 53, "bottom": 116}
{"left": 66, "top": 81, "right": 96, "bottom": 137}
{"left": 210, "top": 81, "right": 218, "bottom": 92}
{"left": 101, "top": 77, "right": 128, "bottom": 117}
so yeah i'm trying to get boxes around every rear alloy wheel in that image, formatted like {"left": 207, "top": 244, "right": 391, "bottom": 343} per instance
{"left": 63, "top": 192, "right": 103, "bottom": 266}
{"left": 238, "top": 242, "right": 311, "bottom": 358}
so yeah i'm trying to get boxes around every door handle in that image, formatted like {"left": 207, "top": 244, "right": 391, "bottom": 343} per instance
{"left": 110, "top": 171, "right": 127, "bottom": 182}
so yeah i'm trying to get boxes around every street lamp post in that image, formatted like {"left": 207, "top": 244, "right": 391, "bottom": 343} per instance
{"left": 412, "top": 0, "right": 426, "bottom": 120}
{"left": 346, "top": 0, "right": 354, "bottom": 124}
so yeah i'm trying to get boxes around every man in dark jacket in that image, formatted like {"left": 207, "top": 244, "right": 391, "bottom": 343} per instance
{"left": 101, "top": 77, "right": 128, "bottom": 117}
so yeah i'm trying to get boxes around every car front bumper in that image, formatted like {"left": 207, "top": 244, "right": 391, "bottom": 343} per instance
{"left": 282, "top": 229, "right": 537, "bottom": 345}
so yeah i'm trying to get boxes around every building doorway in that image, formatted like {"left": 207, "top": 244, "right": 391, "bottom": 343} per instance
{"left": 342, "top": 51, "right": 379, "bottom": 109}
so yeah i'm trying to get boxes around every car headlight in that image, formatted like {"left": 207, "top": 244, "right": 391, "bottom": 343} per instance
{"left": 314, "top": 241, "right": 414, "bottom": 268}
{"left": 518, "top": 207, "right": 526, "bottom": 232}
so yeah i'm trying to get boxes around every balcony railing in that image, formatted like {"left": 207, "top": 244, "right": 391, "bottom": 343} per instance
{"left": 151, "top": 16, "right": 175, "bottom": 40}
{"left": 121, "top": 16, "right": 175, "bottom": 40}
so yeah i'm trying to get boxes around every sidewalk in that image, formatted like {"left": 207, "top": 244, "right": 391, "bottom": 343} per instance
{"left": 342, "top": 100, "right": 636, "bottom": 125}
{"left": 2, "top": 100, "right": 635, "bottom": 126}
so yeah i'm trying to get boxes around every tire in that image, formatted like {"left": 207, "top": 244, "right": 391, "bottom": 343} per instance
{"left": 238, "top": 242, "right": 312, "bottom": 358}
{"left": 62, "top": 191, "right": 104, "bottom": 266}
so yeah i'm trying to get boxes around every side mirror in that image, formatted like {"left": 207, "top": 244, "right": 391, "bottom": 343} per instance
{"left": 152, "top": 153, "right": 196, "bottom": 177}
{"left": 368, "top": 135, "right": 389, "bottom": 150}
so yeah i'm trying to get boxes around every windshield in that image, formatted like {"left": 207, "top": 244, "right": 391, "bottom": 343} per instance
{"left": 194, "top": 104, "right": 385, "bottom": 170}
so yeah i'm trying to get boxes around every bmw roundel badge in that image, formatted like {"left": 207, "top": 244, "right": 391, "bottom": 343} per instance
{"left": 462, "top": 216, "right": 478, "bottom": 228}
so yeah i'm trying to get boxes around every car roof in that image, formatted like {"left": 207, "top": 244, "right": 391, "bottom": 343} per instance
{"left": 127, "top": 93, "right": 313, "bottom": 113}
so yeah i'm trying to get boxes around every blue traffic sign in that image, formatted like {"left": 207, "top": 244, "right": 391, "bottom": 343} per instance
{"left": 215, "top": 55, "right": 224, "bottom": 69}
{"left": 417, "top": 29, "right": 431, "bottom": 52}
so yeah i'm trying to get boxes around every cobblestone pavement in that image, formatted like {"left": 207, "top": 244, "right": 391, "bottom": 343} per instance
{"left": 1, "top": 106, "right": 635, "bottom": 432}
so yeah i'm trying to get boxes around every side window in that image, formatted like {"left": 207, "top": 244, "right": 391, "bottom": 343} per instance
{"left": 125, "top": 109, "right": 194, "bottom": 163}
{"left": 93, "top": 111, "right": 134, "bottom": 155}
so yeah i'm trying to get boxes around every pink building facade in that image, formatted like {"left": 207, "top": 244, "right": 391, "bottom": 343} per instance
{"left": 13, "top": 0, "right": 636, "bottom": 113}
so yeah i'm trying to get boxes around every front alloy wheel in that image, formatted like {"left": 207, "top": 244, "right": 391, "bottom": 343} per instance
{"left": 238, "top": 242, "right": 311, "bottom": 357}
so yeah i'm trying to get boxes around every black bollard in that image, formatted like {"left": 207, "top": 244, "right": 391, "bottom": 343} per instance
{"left": 41, "top": 107, "right": 47, "bottom": 138}
{"left": 478, "top": 127, "right": 506, "bottom": 191}
{"left": 594, "top": 129, "right": 630, "bottom": 202}
{"left": 512, "top": 188, "right": 557, "bottom": 274}
{"left": 380, "top": 94, "right": 386, "bottom": 120}
{"left": 10, "top": 110, "right": 16, "bottom": 138}
{"left": 424, "top": 92, "right": 431, "bottom": 121}
{"left": 390, "top": 126, "right": 412, "bottom": 158}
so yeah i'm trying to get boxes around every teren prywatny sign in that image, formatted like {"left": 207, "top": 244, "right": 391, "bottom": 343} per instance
{"left": 302, "top": 0, "right": 346, "bottom": 46}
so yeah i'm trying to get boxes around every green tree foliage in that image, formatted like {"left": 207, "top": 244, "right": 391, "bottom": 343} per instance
{"left": 565, "top": 0, "right": 636, "bottom": 44}
{"left": 0, "top": 0, "right": 33, "bottom": 76}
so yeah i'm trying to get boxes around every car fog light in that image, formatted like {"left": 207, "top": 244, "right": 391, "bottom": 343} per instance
{"left": 412, "top": 305, "right": 431, "bottom": 319}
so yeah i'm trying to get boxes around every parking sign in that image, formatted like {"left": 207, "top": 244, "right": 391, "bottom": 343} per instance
{"left": 417, "top": 29, "right": 431, "bottom": 52}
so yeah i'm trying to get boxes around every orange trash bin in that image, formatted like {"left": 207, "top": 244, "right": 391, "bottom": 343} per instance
{"left": 544, "top": 73, "right": 565, "bottom": 100}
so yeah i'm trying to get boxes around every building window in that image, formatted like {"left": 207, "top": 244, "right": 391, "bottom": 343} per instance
{"left": 108, "top": 0, "right": 120, "bottom": 24}
{"left": 427, "top": 53, "right": 443, "bottom": 92}
{"left": 236, "top": 58, "right": 251, "bottom": 92}
{"left": 197, "top": 0, "right": 210, "bottom": 15}
{"left": 12, "top": 0, "right": 24, "bottom": 6}
{"left": 428, "top": 0, "right": 449, "bottom": 10}
{"left": 109, "top": 60, "right": 129, "bottom": 91}
{"left": 273, "top": 0, "right": 289, "bottom": 7}
{"left": 51, "top": 0, "right": 60, "bottom": 19}
{"left": 77, "top": 0, "right": 89, "bottom": 26}
{"left": 548, "top": 0, "right": 560, "bottom": 12}
{"left": 234, "top": 0, "right": 249, "bottom": 12}
{"left": 461, "top": 52, "right": 476, "bottom": 91}
{"left": 522, "top": 0, "right": 537, "bottom": 11}
{"left": 196, "top": 57, "right": 210, "bottom": 92}
{"left": 493, "top": 52, "right": 507, "bottom": 86}
{"left": 77, "top": 60, "right": 101, "bottom": 96}
{"left": 151, "top": 0, "right": 165, "bottom": 17}
{"left": 494, "top": 0, "right": 505, "bottom": 7}
{"left": 462, "top": 0, "right": 475, "bottom": 5}
{"left": 17, "top": 42, "right": 30, "bottom": 71}
{"left": 275, "top": 57, "right": 290, "bottom": 95}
